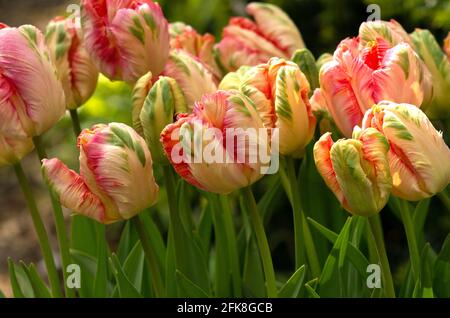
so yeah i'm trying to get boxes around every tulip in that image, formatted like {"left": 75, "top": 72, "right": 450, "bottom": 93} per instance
{"left": 161, "top": 90, "right": 274, "bottom": 194}
{"left": 313, "top": 128, "right": 392, "bottom": 216}
{"left": 216, "top": 2, "right": 304, "bottom": 72}
{"left": 0, "top": 24, "right": 65, "bottom": 138}
{"left": 445, "top": 32, "right": 450, "bottom": 60}
{"left": 313, "top": 37, "right": 432, "bottom": 137}
{"left": 42, "top": 123, "right": 159, "bottom": 224}
{"left": 316, "top": 53, "right": 333, "bottom": 72}
{"left": 218, "top": 66, "right": 252, "bottom": 91}
{"left": 45, "top": 16, "right": 99, "bottom": 109}
{"left": 411, "top": 29, "right": 450, "bottom": 119}
{"left": 291, "top": 48, "right": 319, "bottom": 91}
{"left": 362, "top": 101, "right": 450, "bottom": 201}
{"left": 359, "top": 19, "right": 413, "bottom": 47}
{"left": 162, "top": 49, "right": 217, "bottom": 111}
{"left": 81, "top": 0, "right": 169, "bottom": 83}
{"left": 249, "top": 58, "right": 316, "bottom": 157}
{"left": 133, "top": 74, "right": 187, "bottom": 163}
{"left": 169, "top": 22, "right": 221, "bottom": 79}
{"left": 0, "top": 135, "right": 33, "bottom": 167}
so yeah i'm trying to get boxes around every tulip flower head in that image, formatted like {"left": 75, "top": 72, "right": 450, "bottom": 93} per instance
{"left": 362, "top": 101, "right": 450, "bottom": 201}
{"left": 240, "top": 58, "right": 316, "bottom": 157}
{"left": 81, "top": 0, "right": 170, "bottom": 83}
{"left": 312, "top": 36, "right": 432, "bottom": 137}
{"left": 359, "top": 19, "right": 413, "bottom": 47}
{"left": 0, "top": 24, "right": 66, "bottom": 139}
{"left": 42, "top": 123, "right": 159, "bottom": 224}
{"left": 169, "top": 22, "right": 221, "bottom": 79}
{"left": 216, "top": 2, "right": 305, "bottom": 72}
{"left": 411, "top": 29, "right": 450, "bottom": 119}
{"left": 314, "top": 128, "right": 392, "bottom": 217}
{"left": 133, "top": 73, "right": 187, "bottom": 163}
{"left": 161, "top": 90, "right": 277, "bottom": 194}
{"left": 46, "top": 16, "right": 99, "bottom": 109}
{"left": 162, "top": 49, "right": 218, "bottom": 111}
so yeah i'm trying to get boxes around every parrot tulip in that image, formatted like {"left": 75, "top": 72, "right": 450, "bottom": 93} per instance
{"left": 312, "top": 37, "right": 432, "bottom": 137}
{"left": 161, "top": 90, "right": 276, "bottom": 194}
{"left": 362, "top": 101, "right": 450, "bottom": 201}
{"left": 216, "top": 2, "right": 305, "bottom": 72}
{"left": 42, "top": 123, "right": 159, "bottom": 224}
{"left": 314, "top": 128, "right": 392, "bottom": 217}
{"left": 45, "top": 16, "right": 99, "bottom": 109}
{"left": 0, "top": 24, "right": 65, "bottom": 139}
{"left": 359, "top": 19, "right": 413, "bottom": 47}
{"left": 81, "top": 0, "right": 169, "bottom": 83}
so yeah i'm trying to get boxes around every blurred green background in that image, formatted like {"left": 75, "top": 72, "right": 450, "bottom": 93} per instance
{"left": 0, "top": 0, "right": 449, "bottom": 296}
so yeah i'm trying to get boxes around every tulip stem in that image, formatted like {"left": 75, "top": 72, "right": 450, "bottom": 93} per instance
{"left": 32, "top": 135, "right": 74, "bottom": 298}
{"left": 132, "top": 216, "right": 164, "bottom": 297}
{"left": 69, "top": 109, "right": 82, "bottom": 136}
{"left": 283, "top": 157, "right": 321, "bottom": 278}
{"left": 398, "top": 199, "right": 421, "bottom": 283}
{"left": 241, "top": 186, "right": 277, "bottom": 297}
{"left": 368, "top": 215, "right": 396, "bottom": 298}
{"left": 13, "top": 162, "right": 62, "bottom": 298}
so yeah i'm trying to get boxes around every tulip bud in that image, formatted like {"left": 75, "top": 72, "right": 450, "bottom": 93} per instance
{"left": 161, "top": 90, "right": 274, "bottom": 194}
{"left": 362, "top": 101, "right": 450, "bottom": 201}
{"left": 81, "top": 0, "right": 169, "bottom": 83}
{"left": 0, "top": 135, "right": 33, "bottom": 167}
{"left": 45, "top": 16, "right": 99, "bottom": 109}
{"left": 359, "top": 19, "right": 413, "bottom": 47}
{"left": 169, "top": 22, "right": 221, "bottom": 79}
{"left": 132, "top": 71, "right": 154, "bottom": 136}
{"left": 291, "top": 48, "right": 319, "bottom": 91}
{"left": 314, "top": 128, "right": 392, "bottom": 216}
{"left": 411, "top": 29, "right": 450, "bottom": 119}
{"left": 42, "top": 123, "right": 159, "bottom": 224}
{"left": 140, "top": 76, "right": 187, "bottom": 163}
{"left": 0, "top": 24, "right": 65, "bottom": 138}
{"left": 215, "top": 2, "right": 304, "bottom": 72}
{"left": 162, "top": 49, "right": 217, "bottom": 111}
{"left": 315, "top": 37, "right": 432, "bottom": 137}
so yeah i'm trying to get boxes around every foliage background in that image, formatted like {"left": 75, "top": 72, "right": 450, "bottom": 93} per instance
{"left": 0, "top": 0, "right": 449, "bottom": 297}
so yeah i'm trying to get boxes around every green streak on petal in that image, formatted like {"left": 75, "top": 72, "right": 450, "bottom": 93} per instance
{"left": 170, "top": 54, "right": 191, "bottom": 76}
{"left": 397, "top": 48, "right": 410, "bottom": 79}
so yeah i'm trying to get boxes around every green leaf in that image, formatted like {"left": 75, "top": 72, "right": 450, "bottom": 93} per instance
{"left": 242, "top": 237, "right": 266, "bottom": 297}
{"left": 291, "top": 48, "right": 320, "bottom": 91}
{"left": 433, "top": 233, "right": 450, "bottom": 297}
{"left": 8, "top": 258, "right": 26, "bottom": 298}
{"left": 70, "top": 249, "right": 98, "bottom": 297}
{"left": 93, "top": 226, "right": 108, "bottom": 298}
{"left": 305, "top": 283, "right": 320, "bottom": 298}
{"left": 0, "top": 289, "right": 5, "bottom": 298}
{"left": 71, "top": 215, "right": 99, "bottom": 258}
{"left": 20, "top": 262, "right": 51, "bottom": 298}
{"left": 109, "top": 254, "right": 142, "bottom": 298}
{"left": 278, "top": 265, "right": 306, "bottom": 298}
{"left": 176, "top": 270, "right": 209, "bottom": 298}
{"left": 117, "top": 221, "right": 138, "bottom": 263}
{"left": 122, "top": 241, "right": 145, "bottom": 294}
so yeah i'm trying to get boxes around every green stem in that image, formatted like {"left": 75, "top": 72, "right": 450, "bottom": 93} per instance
{"left": 13, "top": 163, "right": 62, "bottom": 298}
{"left": 284, "top": 157, "right": 321, "bottom": 278}
{"left": 33, "top": 135, "right": 74, "bottom": 298}
{"left": 241, "top": 187, "right": 277, "bottom": 297}
{"left": 437, "top": 191, "right": 450, "bottom": 213}
{"left": 132, "top": 216, "right": 164, "bottom": 297}
{"left": 398, "top": 199, "right": 421, "bottom": 283}
{"left": 368, "top": 215, "right": 396, "bottom": 298}
{"left": 69, "top": 109, "right": 82, "bottom": 137}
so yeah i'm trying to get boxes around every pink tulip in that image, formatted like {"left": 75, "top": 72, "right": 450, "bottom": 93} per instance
{"left": 46, "top": 16, "right": 99, "bottom": 109}
{"left": 0, "top": 24, "right": 65, "bottom": 139}
{"left": 216, "top": 2, "right": 304, "bottom": 72}
{"left": 312, "top": 37, "right": 431, "bottom": 137}
{"left": 81, "top": 0, "right": 169, "bottom": 83}
{"left": 161, "top": 90, "right": 274, "bottom": 194}
{"left": 42, "top": 123, "right": 159, "bottom": 224}
{"left": 362, "top": 101, "right": 450, "bottom": 201}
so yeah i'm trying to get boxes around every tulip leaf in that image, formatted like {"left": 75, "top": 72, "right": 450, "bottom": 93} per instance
{"left": 0, "top": 289, "right": 5, "bottom": 298}
{"left": 305, "top": 283, "right": 320, "bottom": 298}
{"left": 278, "top": 265, "right": 306, "bottom": 298}
{"left": 291, "top": 48, "right": 320, "bottom": 91}
{"left": 70, "top": 249, "right": 98, "bottom": 297}
{"left": 117, "top": 221, "right": 138, "bottom": 264}
{"left": 122, "top": 241, "right": 145, "bottom": 294}
{"left": 242, "top": 237, "right": 266, "bottom": 298}
{"left": 8, "top": 259, "right": 27, "bottom": 298}
{"left": 165, "top": 228, "right": 178, "bottom": 297}
{"left": 71, "top": 215, "right": 99, "bottom": 258}
{"left": 93, "top": 226, "right": 108, "bottom": 298}
{"left": 433, "top": 233, "right": 450, "bottom": 297}
{"left": 258, "top": 175, "right": 283, "bottom": 226}
{"left": 413, "top": 199, "right": 430, "bottom": 241}
{"left": 109, "top": 254, "right": 142, "bottom": 298}
{"left": 176, "top": 270, "right": 209, "bottom": 298}
{"left": 20, "top": 262, "right": 51, "bottom": 298}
